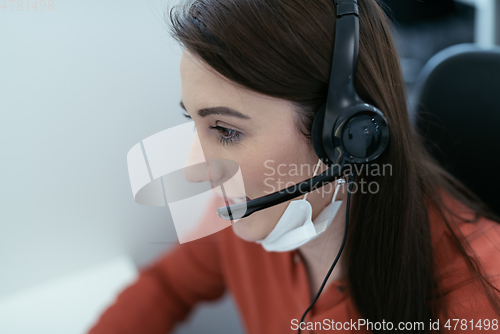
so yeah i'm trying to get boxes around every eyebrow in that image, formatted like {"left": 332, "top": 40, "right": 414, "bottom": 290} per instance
{"left": 180, "top": 101, "right": 251, "bottom": 120}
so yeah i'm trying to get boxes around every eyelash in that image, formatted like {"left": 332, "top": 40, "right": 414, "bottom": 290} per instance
{"left": 209, "top": 125, "right": 242, "bottom": 145}
{"left": 183, "top": 112, "right": 242, "bottom": 145}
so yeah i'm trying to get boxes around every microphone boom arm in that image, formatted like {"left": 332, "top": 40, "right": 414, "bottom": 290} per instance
{"left": 216, "top": 161, "right": 345, "bottom": 220}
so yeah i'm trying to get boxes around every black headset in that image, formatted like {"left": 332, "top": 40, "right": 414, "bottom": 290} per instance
{"left": 216, "top": 0, "right": 389, "bottom": 222}
{"left": 297, "top": 4, "right": 390, "bottom": 331}
{"left": 312, "top": 0, "right": 389, "bottom": 169}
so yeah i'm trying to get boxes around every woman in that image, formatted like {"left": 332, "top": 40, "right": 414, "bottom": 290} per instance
{"left": 88, "top": 0, "right": 500, "bottom": 333}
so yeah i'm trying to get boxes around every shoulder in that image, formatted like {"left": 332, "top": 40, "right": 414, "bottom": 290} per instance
{"left": 429, "top": 192, "right": 500, "bottom": 284}
{"left": 428, "top": 192, "right": 500, "bottom": 321}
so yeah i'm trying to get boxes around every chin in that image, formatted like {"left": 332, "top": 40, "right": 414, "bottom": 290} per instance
{"left": 230, "top": 201, "right": 287, "bottom": 242}
{"left": 231, "top": 216, "right": 269, "bottom": 242}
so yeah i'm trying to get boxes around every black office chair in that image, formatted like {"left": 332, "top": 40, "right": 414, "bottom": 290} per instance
{"left": 411, "top": 43, "right": 500, "bottom": 216}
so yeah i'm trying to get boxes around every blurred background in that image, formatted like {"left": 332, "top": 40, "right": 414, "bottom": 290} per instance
{"left": 0, "top": 0, "right": 498, "bottom": 333}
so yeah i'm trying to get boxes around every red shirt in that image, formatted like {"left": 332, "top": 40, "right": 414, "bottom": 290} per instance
{"left": 87, "top": 193, "right": 500, "bottom": 333}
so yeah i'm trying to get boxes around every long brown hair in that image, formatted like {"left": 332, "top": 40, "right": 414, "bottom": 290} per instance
{"left": 167, "top": 0, "right": 500, "bottom": 331}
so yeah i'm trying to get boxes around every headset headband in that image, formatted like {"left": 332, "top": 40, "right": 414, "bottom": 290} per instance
{"left": 322, "top": 0, "right": 361, "bottom": 166}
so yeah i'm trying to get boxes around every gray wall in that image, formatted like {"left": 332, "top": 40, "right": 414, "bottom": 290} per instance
{"left": 0, "top": 0, "right": 243, "bottom": 332}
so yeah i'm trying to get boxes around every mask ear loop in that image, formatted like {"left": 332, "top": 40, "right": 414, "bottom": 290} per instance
{"left": 303, "top": 159, "right": 345, "bottom": 204}
{"left": 332, "top": 176, "right": 346, "bottom": 203}
{"left": 302, "top": 159, "right": 323, "bottom": 201}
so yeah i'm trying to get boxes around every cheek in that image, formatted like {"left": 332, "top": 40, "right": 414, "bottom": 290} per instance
{"left": 240, "top": 145, "right": 316, "bottom": 198}
{"left": 229, "top": 141, "right": 317, "bottom": 242}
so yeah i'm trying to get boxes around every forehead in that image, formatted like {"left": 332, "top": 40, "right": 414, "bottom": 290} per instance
{"left": 179, "top": 50, "right": 295, "bottom": 123}
{"left": 180, "top": 51, "right": 238, "bottom": 103}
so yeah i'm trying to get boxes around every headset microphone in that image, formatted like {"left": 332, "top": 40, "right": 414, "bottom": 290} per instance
{"left": 216, "top": 160, "right": 344, "bottom": 220}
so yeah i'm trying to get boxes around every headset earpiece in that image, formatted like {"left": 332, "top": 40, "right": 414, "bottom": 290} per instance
{"left": 311, "top": 102, "right": 389, "bottom": 166}
{"left": 341, "top": 109, "right": 389, "bottom": 163}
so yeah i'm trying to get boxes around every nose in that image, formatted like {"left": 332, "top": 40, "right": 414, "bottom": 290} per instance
{"left": 183, "top": 128, "right": 208, "bottom": 183}
{"left": 183, "top": 129, "right": 224, "bottom": 185}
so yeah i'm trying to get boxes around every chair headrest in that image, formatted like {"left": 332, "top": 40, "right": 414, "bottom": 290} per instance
{"left": 412, "top": 43, "right": 500, "bottom": 216}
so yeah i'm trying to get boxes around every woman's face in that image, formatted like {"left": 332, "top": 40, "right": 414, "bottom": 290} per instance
{"left": 180, "top": 50, "right": 337, "bottom": 242}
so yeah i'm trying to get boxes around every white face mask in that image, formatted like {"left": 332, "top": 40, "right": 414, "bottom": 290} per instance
{"left": 255, "top": 159, "right": 344, "bottom": 252}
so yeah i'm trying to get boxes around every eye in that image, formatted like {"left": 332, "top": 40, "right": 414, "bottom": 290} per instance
{"left": 182, "top": 112, "right": 192, "bottom": 119}
{"left": 209, "top": 125, "right": 242, "bottom": 146}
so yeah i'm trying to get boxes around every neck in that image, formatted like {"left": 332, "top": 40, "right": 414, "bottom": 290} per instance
{"left": 298, "top": 184, "right": 348, "bottom": 292}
